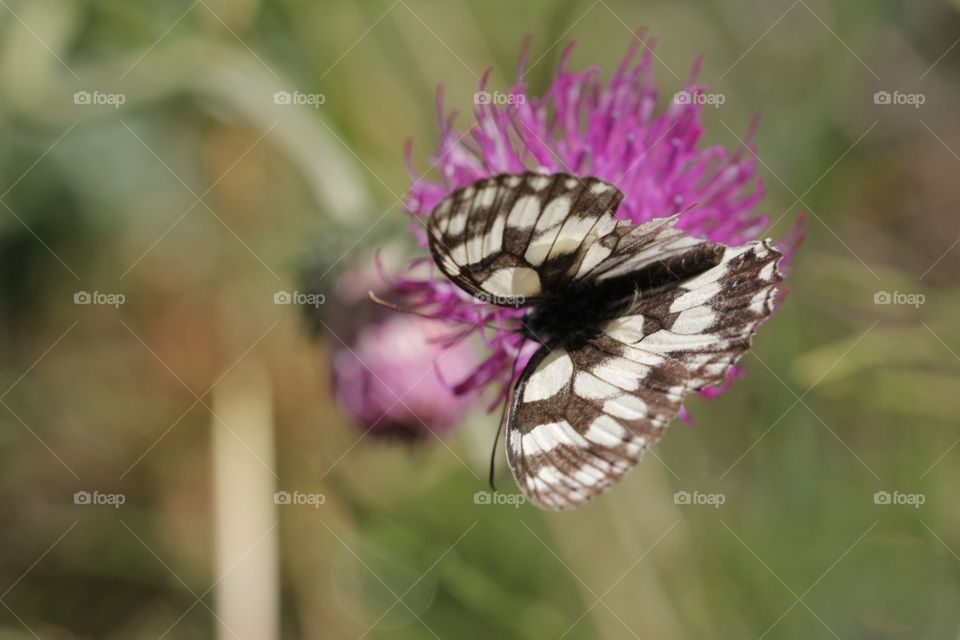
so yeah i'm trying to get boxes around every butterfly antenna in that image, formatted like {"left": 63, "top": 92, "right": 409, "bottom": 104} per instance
{"left": 488, "top": 338, "right": 526, "bottom": 492}
{"left": 368, "top": 291, "right": 444, "bottom": 320}
{"left": 488, "top": 398, "right": 509, "bottom": 492}
{"left": 368, "top": 291, "right": 504, "bottom": 331}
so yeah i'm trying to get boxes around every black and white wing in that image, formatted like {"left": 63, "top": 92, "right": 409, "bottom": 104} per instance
{"left": 624, "top": 240, "right": 783, "bottom": 391}
{"left": 506, "top": 240, "right": 782, "bottom": 510}
{"left": 427, "top": 172, "right": 625, "bottom": 304}
{"left": 427, "top": 171, "right": 730, "bottom": 305}
{"left": 506, "top": 340, "right": 688, "bottom": 510}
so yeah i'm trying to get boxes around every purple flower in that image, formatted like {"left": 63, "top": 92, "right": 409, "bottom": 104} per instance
{"left": 331, "top": 313, "right": 477, "bottom": 439}
{"left": 393, "top": 35, "right": 803, "bottom": 408}
{"left": 329, "top": 255, "right": 479, "bottom": 439}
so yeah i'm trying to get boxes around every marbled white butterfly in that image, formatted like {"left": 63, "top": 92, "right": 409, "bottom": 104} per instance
{"left": 427, "top": 172, "right": 782, "bottom": 510}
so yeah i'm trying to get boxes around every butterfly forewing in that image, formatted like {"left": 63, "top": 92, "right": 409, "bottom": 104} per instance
{"left": 621, "top": 240, "right": 782, "bottom": 390}
{"left": 427, "top": 172, "right": 624, "bottom": 305}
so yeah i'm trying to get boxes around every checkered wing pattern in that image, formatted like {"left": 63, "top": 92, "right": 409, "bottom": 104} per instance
{"left": 506, "top": 240, "right": 782, "bottom": 510}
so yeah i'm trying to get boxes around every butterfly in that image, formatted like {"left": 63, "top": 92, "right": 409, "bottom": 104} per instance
{"left": 426, "top": 172, "right": 783, "bottom": 510}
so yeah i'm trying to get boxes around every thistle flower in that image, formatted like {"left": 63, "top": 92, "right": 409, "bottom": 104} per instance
{"left": 331, "top": 313, "right": 479, "bottom": 439}
{"left": 393, "top": 35, "right": 803, "bottom": 409}
{"left": 330, "top": 256, "right": 478, "bottom": 439}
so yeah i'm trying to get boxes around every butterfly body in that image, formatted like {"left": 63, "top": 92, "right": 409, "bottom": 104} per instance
{"left": 521, "top": 280, "right": 624, "bottom": 350}
{"left": 522, "top": 242, "right": 728, "bottom": 351}
{"left": 426, "top": 172, "right": 782, "bottom": 510}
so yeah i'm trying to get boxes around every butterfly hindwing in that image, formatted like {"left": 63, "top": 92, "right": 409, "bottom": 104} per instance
{"left": 506, "top": 338, "right": 688, "bottom": 510}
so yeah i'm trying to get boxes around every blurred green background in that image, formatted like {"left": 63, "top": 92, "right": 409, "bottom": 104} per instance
{"left": 2, "top": 0, "right": 960, "bottom": 638}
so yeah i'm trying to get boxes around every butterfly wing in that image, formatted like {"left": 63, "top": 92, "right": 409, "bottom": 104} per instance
{"left": 506, "top": 240, "right": 782, "bottom": 510}
{"left": 506, "top": 341, "right": 689, "bottom": 510}
{"left": 427, "top": 172, "right": 734, "bottom": 305}
{"left": 623, "top": 239, "right": 783, "bottom": 391}
{"left": 427, "top": 172, "right": 624, "bottom": 305}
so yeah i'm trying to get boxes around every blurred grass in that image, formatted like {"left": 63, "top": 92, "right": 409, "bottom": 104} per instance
{"left": 2, "top": 0, "right": 960, "bottom": 638}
